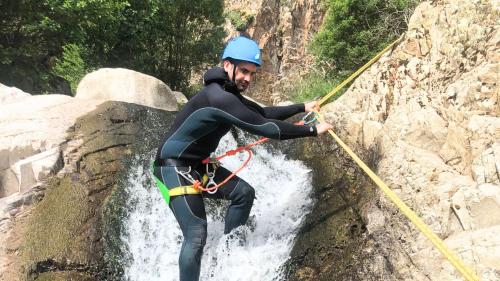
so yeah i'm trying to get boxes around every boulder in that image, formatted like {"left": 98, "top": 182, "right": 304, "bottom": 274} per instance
{"left": 171, "top": 90, "right": 188, "bottom": 107}
{"left": 0, "top": 84, "right": 31, "bottom": 104}
{"left": 76, "top": 68, "right": 178, "bottom": 111}
{"left": 0, "top": 95, "right": 102, "bottom": 200}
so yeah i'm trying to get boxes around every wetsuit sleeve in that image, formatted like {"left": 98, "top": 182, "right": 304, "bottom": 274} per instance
{"left": 211, "top": 91, "right": 316, "bottom": 140}
{"left": 262, "top": 103, "right": 305, "bottom": 120}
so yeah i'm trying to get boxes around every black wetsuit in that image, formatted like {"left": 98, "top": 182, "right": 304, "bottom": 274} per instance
{"left": 153, "top": 67, "right": 316, "bottom": 281}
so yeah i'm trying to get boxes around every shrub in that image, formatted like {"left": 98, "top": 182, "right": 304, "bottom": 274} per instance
{"left": 289, "top": 0, "right": 418, "bottom": 103}
{"left": 311, "top": 0, "right": 417, "bottom": 74}
{"left": 52, "top": 44, "right": 86, "bottom": 95}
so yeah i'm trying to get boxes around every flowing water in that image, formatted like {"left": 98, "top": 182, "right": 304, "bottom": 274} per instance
{"left": 122, "top": 133, "right": 314, "bottom": 281}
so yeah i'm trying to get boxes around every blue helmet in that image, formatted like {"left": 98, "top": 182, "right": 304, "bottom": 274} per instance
{"left": 222, "top": 36, "right": 261, "bottom": 66}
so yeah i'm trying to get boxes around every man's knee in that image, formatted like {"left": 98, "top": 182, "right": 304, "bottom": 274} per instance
{"left": 230, "top": 181, "right": 255, "bottom": 204}
{"left": 186, "top": 223, "right": 207, "bottom": 247}
{"left": 179, "top": 227, "right": 206, "bottom": 280}
{"left": 180, "top": 223, "right": 207, "bottom": 268}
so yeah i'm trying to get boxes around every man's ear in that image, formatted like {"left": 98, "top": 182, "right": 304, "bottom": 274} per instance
{"left": 223, "top": 60, "right": 233, "bottom": 79}
{"left": 223, "top": 60, "right": 232, "bottom": 71}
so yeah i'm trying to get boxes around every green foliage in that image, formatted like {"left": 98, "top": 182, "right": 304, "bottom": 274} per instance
{"left": 184, "top": 83, "right": 204, "bottom": 99}
{"left": 311, "top": 0, "right": 417, "bottom": 73}
{"left": 0, "top": 0, "right": 225, "bottom": 94}
{"left": 226, "top": 10, "right": 254, "bottom": 31}
{"left": 0, "top": 0, "right": 127, "bottom": 93}
{"left": 288, "top": 0, "right": 417, "bottom": 103}
{"left": 291, "top": 73, "right": 344, "bottom": 103}
{"left": 109, "top": 0, "right": 226, "bottom": 92}
{"left": 52, "top": 44, "right": 86, "bottom": 94}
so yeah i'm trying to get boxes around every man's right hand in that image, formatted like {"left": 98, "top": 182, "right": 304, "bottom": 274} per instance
{"left": 316, "top": 122, "right": 333, "bottom": 135}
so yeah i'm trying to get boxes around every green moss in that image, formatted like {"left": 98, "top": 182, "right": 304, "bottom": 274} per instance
{"left": 18, "top": 102, "right": 177, "bottom": 280}
{"left": 101, "top": 180, "right": 130, "bottom": 280}
{"left": 283, "top": 136, "right": 378, "bottom": 280}
{"left": 23, "top": 176, "right": 91, "bottom": 266}
{"left": 290, "top": 73, "right": 346, "bottom": 103}
{"left": 226, "top": 10, "right": 255, "bottom": 31}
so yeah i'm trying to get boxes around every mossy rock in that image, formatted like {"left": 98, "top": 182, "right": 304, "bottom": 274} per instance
{"left": 281, "top": 136, "right": 380, "bottom": 281}
{"left": 19, "top": 101, "right": 175, "bottom": 280}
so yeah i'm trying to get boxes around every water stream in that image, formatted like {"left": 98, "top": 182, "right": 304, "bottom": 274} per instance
{"left": 122, "top": 133, "right": 313, "bottom": 281}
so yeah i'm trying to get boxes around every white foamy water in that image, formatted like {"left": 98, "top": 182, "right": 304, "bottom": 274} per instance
{"left": 122, "top": 133, "right": 314, "bottom": 281}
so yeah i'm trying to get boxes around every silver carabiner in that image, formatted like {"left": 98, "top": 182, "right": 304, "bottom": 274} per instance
{"left": 206, "top": 165, "right": 218, "bottom": 194}
{"left": 174, "top": 166, "right": 196, "bottom": 184}
{"left": 206, "top": 177, "right": 218, "bottom": 194}
{"left": 301, "top": 111, "right": 318, "bottom": 125}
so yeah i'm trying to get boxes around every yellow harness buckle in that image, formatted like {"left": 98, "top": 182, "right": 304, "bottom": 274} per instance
{"left": 168, "top": 185, "right": 202, "bottom": 196}
{"left": 168, "top": 174, "right": 209, "bottom": 197}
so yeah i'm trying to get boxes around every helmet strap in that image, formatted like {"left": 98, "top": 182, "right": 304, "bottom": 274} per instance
{"left": 223, "top": 59, "right": 243, "bottom": 93}
{"left": 232, "top": 62, "right": 237, "bottom": 84}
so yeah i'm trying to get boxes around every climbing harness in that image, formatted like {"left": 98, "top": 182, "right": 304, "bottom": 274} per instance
{"left": 152, "top": 113, "right": 313, "bottom": 200}
{"left": 151, "top": 161, "right": 210, "bottom": 205}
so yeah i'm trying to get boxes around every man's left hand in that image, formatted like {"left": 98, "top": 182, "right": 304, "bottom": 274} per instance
{"left": 304, "top": 100, "right": 319, "bottom": 113}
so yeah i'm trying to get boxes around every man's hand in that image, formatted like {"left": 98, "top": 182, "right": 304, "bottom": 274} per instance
{"left": 315, "top": 122, "right": 333, "bottom": 135}
{"left": 304, "top": 100, "right": 319, "bottom": 113}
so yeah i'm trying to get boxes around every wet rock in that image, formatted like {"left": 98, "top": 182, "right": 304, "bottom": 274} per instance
{"left": 0, "top": 95, "right": 101, "bottom": 201}
{"left": 0, "top": 99, "right": 175, "bottom": 280}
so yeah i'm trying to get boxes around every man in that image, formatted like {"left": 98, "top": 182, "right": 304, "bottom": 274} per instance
{"left": 153, "top": 36, "right": 333, "bottom": 281}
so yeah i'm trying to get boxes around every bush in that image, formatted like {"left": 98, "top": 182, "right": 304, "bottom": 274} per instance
{"left": 291, "top": 0, "right": 418, "bottom": 103}
{"left": 0, "top": 0, "right": 226, "bottom": 95}
{"left": 312, "top": 0, "right": 417, "bottom": 73}
{"left": 291, "top": 73, "right": 344, "bottom": 103}
{"left": 225, "top": 9, "right": 255, "bottom": 31}
{"left": 52, "top": 44, "right": 87, "bottom": 95}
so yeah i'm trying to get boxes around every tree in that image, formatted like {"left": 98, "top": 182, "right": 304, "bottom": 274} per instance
{"left": 311, "top": 0, "right": 417, "bottom": 75}
{"left": 0, "top": 0, "right": 127, "bottom": 94}
{"left": 108, "top": 0, "right": 225, "bottom": 92}
{"left": 0, "top": 0, "right": 225, "bottom": 95}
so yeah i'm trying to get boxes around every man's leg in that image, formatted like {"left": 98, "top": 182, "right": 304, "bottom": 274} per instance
{"left": 203, "top": 166, "right": 255, "bottom": 234}
{"left": 156, "top": 165, "right": 207, "bottom": 281}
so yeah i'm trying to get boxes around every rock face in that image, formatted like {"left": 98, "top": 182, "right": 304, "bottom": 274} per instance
{"left": 0, "top": 94, "right": 102, "bottom": 280}
{"left": 1, "top": 70, "right": 179, "bottom": 280}
{"left": 76, "top": 68, "right": 181, "bottom": 111}
{"left": 224, "top": 0, "right": 325, "bottom": 104}
{"left": 287, "top": 0, "right": 499, "bottom": 280}
{"left": 0, "top": 95, "right": 101, "bottom": 203}
{"left": 0, "top": 84, "right": 31, "bottom": 104}
{"left": 0, "top": 101, "right": 175, "bottom": 280}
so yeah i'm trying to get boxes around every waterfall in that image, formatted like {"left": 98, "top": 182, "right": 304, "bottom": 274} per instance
{"left": 122, "top": 133, "right": 314, "bottom": 281}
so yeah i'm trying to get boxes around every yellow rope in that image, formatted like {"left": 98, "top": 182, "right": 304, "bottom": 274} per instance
{"left": 314, "top": 39, "right": 481, "bottom": 281}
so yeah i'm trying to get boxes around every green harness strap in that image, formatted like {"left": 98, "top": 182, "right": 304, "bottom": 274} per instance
{"left": 151, "top": 161, "right": 172, "bottom": 205}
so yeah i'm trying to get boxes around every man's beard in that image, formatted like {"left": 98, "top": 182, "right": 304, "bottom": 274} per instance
{"left": 236, "top": 81, "right": 249, "bottom": 92}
